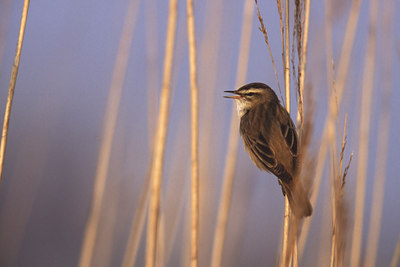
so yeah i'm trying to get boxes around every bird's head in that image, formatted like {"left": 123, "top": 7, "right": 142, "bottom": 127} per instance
{"left": 224, "top": 82, "right": 278, "bottom": 117}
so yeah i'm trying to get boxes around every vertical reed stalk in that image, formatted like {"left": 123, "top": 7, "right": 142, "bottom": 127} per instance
{"left": 328, "top": 129, "right": 338, "bottom": 267}
{"left": 298, "top": 0, "right": 363, "bottom": 258}
{"left": 281, "top": 199, "right": 291, "bottom": 267}
{"left": 122, "top": 165, "right": 151, "bottom": 267}
{"left": 78, "top": 1, "right": 140, "bottom": 266}
{"left": 276, "top": 0, "right": 284, "bottom": 82}
{"left": 210, "top": 2, "right": 254, "bottom": 267}
{"left": 0, "top": 0, "right": 30, "bottom": 183}
{"left": 186, "top": 0, "right": 199, "bottom": 265}
{"left": 329, "top": 115, "right": 350, "bottom": 267}
{"left": 255, "top": 0, "right": 282, "bottom": 96}
{"left": 364, "top": 1, "right": 394, "bottom": 266}
{"left": 121, "top": 2, "right": 161, "bottom": 263}
{"left": 284, "top": 0, "right": 290, "bottom": 111}
{"left": 144, "top": 0, "right": 160, "bottom": 150}
{"left": 281, "top": 0, "right": 291, "bottom": 266}
{"left": 145, "top": 0, "right": 178, "bottom": 266}
{"left": 297, "top": 0, "right": 310, "bottom": 129}
{"left": 349, "top": 0, "right": 378, "bottom": 265}
{"left": 391, "top": 235, "right": 400, "bottom": 267}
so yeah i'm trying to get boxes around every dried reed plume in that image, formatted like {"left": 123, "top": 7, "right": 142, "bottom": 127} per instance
{"left": 255, "top": 0, "right": 282, "bottom": 99}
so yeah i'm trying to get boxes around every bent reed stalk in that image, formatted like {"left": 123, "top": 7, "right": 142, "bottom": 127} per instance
{"left": 0, "top": 0, "right": 30, "bottom": 183}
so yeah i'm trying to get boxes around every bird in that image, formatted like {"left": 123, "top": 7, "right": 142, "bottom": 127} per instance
{"left": 224, "top": 82, "right": 312, "bottom": 218}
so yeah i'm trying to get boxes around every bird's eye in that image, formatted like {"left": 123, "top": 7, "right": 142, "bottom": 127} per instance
{"left": 247, "top": 92, "right": 255, "bottom": 96}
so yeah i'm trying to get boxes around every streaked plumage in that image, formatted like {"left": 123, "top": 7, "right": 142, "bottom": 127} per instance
{"left": 224, "top": 82, "right": 312, "bottom": 218}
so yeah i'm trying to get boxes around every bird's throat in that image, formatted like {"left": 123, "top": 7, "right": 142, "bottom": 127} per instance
{"left": 234, "top": 99, "right": 251, "bottom": 118}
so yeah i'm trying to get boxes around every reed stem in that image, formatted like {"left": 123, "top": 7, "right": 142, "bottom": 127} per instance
{"left": 0, "top": 0, "right": 30, "bottom": 183}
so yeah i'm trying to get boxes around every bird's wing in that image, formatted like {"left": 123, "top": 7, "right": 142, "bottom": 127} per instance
{"left": 279, "top": 111, "right": 298, "bottom": 156}
{"left": 242, "top": 133, "right": 276, "bottom": 168}
{"left": 242, "top": 133, "right": 289, "bottom": 180}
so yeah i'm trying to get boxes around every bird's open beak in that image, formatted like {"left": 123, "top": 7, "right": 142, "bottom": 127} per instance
{"left": 223, "top": 90, "right": 241, "bottom": 99}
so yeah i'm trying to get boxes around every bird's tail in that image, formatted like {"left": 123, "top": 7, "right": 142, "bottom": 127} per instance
{"left": 280, "top": 179, "right": 313, "bottom": 218}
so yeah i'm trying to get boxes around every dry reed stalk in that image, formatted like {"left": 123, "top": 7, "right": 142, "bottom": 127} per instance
{"left": 275, "top": 0, "right": 284, "bottom": 80}
{"left": 328, "top": 130, "right": 338, "bottom": 267}
{"left": 210, "top": 2, "right": 254, "bottom": 267}
{"left": 287, "top": 215, "right": 301, "bottom": 267}
{"left": 349, "top": 0, "right": 378, "bottom": 265}
{"left": 336, "top": 121, "right": 347, "bottom": 267}
{"left": 317, "top": 187, "right": 334, "bottom": 266}
{"left": 196, "top": 0, "right": 223, "bottom": 191}
{"left": 297, "top": 0, "right": 310, "bottom": 130}
{"left": 291, "top": 0, "right": 302, "bottom": 104}
{"left": 121, "top": 2, "right": 160, "bottom": 263}
{"left": 144, "top": 0, "right": 160, "bottom": 150}
{"left": 92, "top": 183, "right": 119, "bottom": 267}
{"left": 122, "top": 165, "right": 151, "bottom": 267}
{"left": 0, "top": 0, "right": 30, "bottom": 183}
{"left": 145, "top": 0, "right": 178, "bottom": 266}
{"left": 255, "top": 0, "right": 282, "bottom": 97}
{"left": 337, "top": 153, "right": 352, "bottom": 267}
{"left": 281, "top": 200, "right": 291, "bottom": 267}
{"left": 292, "top": 238, "right": 297, "bottom": 266}
{"left": 326, "top": 109, "right": 340, "bottom": 267}
{"left": 324, "top": 0, "right": 333, "bottom": 98}
{"left": 329, "top": 115, "right": 351, "bottom": 267}
{"left": 298, "top": 0, "right": 363, "bottom": 258}
{"left": 156, "top": 212, "right": 166, "bottom": 267}
{"left": 186, "top": 0, "right": 199, "bottom": 265}
{"left": 298, "top": 91, "right": 315, "bottom": 266}
{"left": 284, "top": 0, "right": 290, "bottom": 112}
{"left": 195, "top": 3, "right": 223, "bottom": 258}
{"left": 210, "top": 105, "right": 238, "bottom": 267}
{"left": 122, "top": 3, "right": 162, "bottom": 261}
{"left": 364, "top": 1, "right": 394, "bottom": 266}
{"left": 391, "top": 235, "right": 400, "bottom": 267}
{"left": 280, "top": 0, "right": 292, "bottom": 266}
{"left": 78, "top": 1, "right": 140, "bottom": 266}
{"left": 145, "top": 105, "right": 190, "bottom": 266}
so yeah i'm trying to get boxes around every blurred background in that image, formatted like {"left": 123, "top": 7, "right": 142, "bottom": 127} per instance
{"left": 0, "top": 0, "right": 399, "bottom": 266}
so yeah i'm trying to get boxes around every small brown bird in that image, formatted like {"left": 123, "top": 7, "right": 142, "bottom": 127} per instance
{"left": 224, "top": 82, "right": 312, "bottom": 218}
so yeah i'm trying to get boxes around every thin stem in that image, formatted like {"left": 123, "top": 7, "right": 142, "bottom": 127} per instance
{"left": 210, "top": 2, "right": 254, "bottom": 266}
{"left": 145, "top": 0, "right": 178, "bottom": 266}
{"left": 122, "top": 165, "right": 151, "bottom": 267}
{"left": 328, "top": 128, "right": 338, "bottom": 267}
{"left": 297, "top": 0, "right": 310, "bottom": 130}
{"left": 186, "top": 0, "right": 199, "bottom": 265}
{"left": 281, "top": 0, "right": 291, "bottom": 266}
{"left": 276, "top": 0, "right": 284, "bottom": 87}
{"left": 391, "top": 235, "right": 400, "bottom": 267}
{"left": 0, "top": 0, "right": 30, "bottom": 183}
{"left": 284, "top": 0, "right": 290, "bottom": 112}
{"left": 281, "top": 199, "right": 291, "bottom": 267}
{"left": 78, "top": 1, "right": 140, "bottom": 266}
{"left": 364, "top": 1, "right": 394, "bottom": 266}
{"left": 255, "top": 0, "right": 282, "bottom": 98}
{"left": 350, "top": 0, "right": 378, "bottom": 265}
{"left": 298, "top": 0, "right": 363, "bottom": 258}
